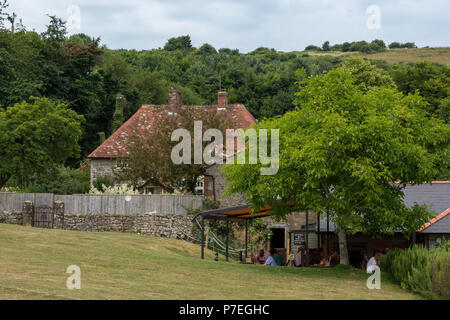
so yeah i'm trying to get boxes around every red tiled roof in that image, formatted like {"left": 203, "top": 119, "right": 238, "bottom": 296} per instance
{"left": 417, "top": 208, "right": 450, "bottom": 232}
{"left": 88, "top": 104, "right": 257, "bottom": 159}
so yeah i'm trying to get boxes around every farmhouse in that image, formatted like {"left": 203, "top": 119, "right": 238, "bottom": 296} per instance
{"left": 88, "top": 88, "right": 257, "bottom": 194}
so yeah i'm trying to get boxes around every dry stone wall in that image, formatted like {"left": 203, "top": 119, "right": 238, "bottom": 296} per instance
{"left": 58, "top": 212, "right": 193, "bottom": 239}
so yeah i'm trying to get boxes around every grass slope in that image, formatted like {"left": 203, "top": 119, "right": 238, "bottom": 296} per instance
{"left": 304, "top": 47, "right": 450, "bottom": 67}
{"left": 0, "top": 224, "right": 419, "bottom": 300}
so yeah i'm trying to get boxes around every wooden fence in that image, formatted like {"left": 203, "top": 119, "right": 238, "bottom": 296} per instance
{"left": 0, "top": 193, "right": 203, "bottom": 215}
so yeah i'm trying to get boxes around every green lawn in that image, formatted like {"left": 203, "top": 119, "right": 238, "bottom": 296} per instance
{"left": 0, "top": 223, "right": 419, "bottom": 300}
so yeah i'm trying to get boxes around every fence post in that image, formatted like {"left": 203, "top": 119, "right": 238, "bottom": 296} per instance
{"left": 22, "top": 201, "right": 33, "bottom": 226}
{"left": 53, "top": 201, "right": 65, "bottom": 229}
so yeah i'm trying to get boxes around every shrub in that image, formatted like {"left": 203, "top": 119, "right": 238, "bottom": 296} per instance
{"left": 429, "top": 246, "right": 450, "bottom": 299}
{"left": 380, "top": 244, "right": 450, "bottom": 299}
{"left": 89, "top": 183, "right": 139, "bottom": 195}
{"left": 3, "top": 163, "right": 90, "bottom": 194}
{"left": 304, "top": 45, "right": 321, "bottom": 51}
{"left": 92, "top": 176, "right": 115, "bottom": 192}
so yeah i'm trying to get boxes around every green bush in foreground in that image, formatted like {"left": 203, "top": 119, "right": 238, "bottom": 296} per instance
{"left": 380, "top": 243, "right": 450, "bottom": 299}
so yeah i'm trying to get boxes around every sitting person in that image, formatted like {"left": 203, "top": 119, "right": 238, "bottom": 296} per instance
{"left": 246, "top": 251, "right": 255, "bottom": 263}
{"left": 366, "top": 251, "right": 382, "bottom": 272}
{"left": 319, "top": 246, "right": 328, "bottom": 260}
{"left": 295, "top": 247, "right": 303, "bottom": 267}
{"left": 361, "top": 255, "right": 369, "bottom": 270}
{"left": 310, "top": 249, "right": 323, "bottom": 265}
{"left": 255, "top": 249, "right": 266, "bottom": 264}
{"left": 273, "top": 249, "right": 282, "bottom": 266}
{"left": 329, "top": 247, "right": 340, "bottom": 266}
{"left": 265, "top": 248, "right": 280, "bottom": 266}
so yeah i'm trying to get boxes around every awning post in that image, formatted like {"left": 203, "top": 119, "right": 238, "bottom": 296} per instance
{"left": 305, "top": 210, "right": 309, "bottom": 266}
{"left": 317, "top": 212, "right": 320, "bottom": 248}
{"left": 201, "top": 216, "right": 205, "bottom": 260}
{"left": 305, "top": 210, "right": 309, "bottom": 251}
{"left": 226, "top": 218, "right": 229, "bottom": 262}
{"left": 245, "top": 220, "right": 248, "bottom": 262}
{"left": 326, "top": 212, "right": 330, "bottom": 252}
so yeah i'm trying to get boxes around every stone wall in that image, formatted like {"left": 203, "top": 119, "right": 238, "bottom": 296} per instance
{"left": 58, "top": 212, "right": 193, "bottom": 239}
{"left": 0, "top": 211, "right": 23, "bottom": 225}
{"left": 0, "top": 200, "right": 194, "bottom": 240}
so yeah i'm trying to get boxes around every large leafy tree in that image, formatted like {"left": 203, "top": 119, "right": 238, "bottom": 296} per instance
{"left": 223, "top": 68, "right": 450, "bottom": 265}
{"left": 0, "top": 97, "right": 84, "bottom": 188}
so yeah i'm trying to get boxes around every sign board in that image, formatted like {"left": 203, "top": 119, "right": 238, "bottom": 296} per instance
{"left": 293, "top": 232, "right": 305, "bottom": 246}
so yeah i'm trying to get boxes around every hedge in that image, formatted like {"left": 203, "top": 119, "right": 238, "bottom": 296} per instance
{"left": 379, "top": 242, "right": 450, "bottom": 299}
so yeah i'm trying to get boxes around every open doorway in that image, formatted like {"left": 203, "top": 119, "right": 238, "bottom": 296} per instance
{"left": 270, "top": 228, "right": 285, "bottom": 249}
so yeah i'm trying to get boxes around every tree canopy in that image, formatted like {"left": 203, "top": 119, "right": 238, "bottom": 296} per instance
{"left": 0, "top": 97, "right": 84, "bottom": 188}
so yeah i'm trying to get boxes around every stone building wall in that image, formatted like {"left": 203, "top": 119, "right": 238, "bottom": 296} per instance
{"left": 204, "top": 164, "right": 247, "bottom": 207}
{"left": 90, "top": 158, "right": 117, "bottom": 185}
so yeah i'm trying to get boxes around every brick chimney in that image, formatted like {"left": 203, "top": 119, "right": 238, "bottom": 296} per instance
{"left": 168, "top": 88, "right": 182, "bottom": 112}
{"left": 218, "top": 91, "right": 228, "bottom": 108}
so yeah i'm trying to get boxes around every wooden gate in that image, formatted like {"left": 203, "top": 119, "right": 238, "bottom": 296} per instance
{"left": 33, "top": 206, "right": 54, "bottom": 228}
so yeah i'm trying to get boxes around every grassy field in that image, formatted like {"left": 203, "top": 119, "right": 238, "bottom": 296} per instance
{"left": 304, "top": 47, "right": 450, "bottom": 67}
{"left": 0, "top": 223, "right": 419, "bottom": 300}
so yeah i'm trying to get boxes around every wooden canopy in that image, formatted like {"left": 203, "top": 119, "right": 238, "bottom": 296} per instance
{"left": 193, "top": 201, "right": 296, "bottom": 261}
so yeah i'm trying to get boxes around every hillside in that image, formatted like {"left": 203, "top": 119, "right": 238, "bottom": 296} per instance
{"left": 304, "top": 47, "right": 450, "bottom": 67}
{"left": 0, "top": 224, "right": 419, "bottom": 300}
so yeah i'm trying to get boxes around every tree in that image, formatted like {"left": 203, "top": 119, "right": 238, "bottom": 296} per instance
{"left": 389, "top": 41, "right": 417, "bottom": 49}
{"left": 111, "top": 93, "right": 126, "bottom": 132}
{"left": 116, "top": 106, "right": 232, "bottom": 194}
{"left": 341, "top": 57, "right": 396, "bottom": 92}
{"left": 368, "top": 39, "right": 386, "bottom": 52}
{"left": 304, "top": 45, "right": 321, "bottom": 51}
{"left": 198, "top": 43, "right": 217, "bottom": 55}
{"left": 0, "top": 0, "right": 8, "bottom": 29}
{"left": 321, "top": 41, "right": 330, "bottom": 51}
{"left": 223, "top": 68, "right": 450, "bottom": 265}
{"left": 0, "top": 97, "right": 84, "bottom": 188}
{"left": 163, "top": 35, "right": 192, "bottom": 51}
{"left": 389, "top": 42, "right": 401, "bottom": 49}
{"left": 41, "top": 15, "right": 67, "bottom": 42}
{"left": 390, "top": 61, "right": 450, "bottom": 118}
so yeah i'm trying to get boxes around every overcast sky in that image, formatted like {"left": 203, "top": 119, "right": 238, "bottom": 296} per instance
{"left": 7, "top": 0, "right": 450, "bottom": 52}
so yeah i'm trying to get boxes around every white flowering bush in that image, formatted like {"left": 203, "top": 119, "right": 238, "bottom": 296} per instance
{"left": 89, "top": 183, "right": 139, "bottom": 195}
{"left": 0, "top": 187, "right": 23, "bottom": 192}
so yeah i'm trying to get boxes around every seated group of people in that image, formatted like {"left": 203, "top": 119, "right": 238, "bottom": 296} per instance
{"left": 295, "top": 246, "right": 340, "bottom": 267}
{"left": 247, "top": 246, "right": 390, "bottom": 269}
{"left": 248, "top": 248, "right": 282, "bottom": 266}
{"left": 248, "top": 246, "right": 341, "bottom": 267}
